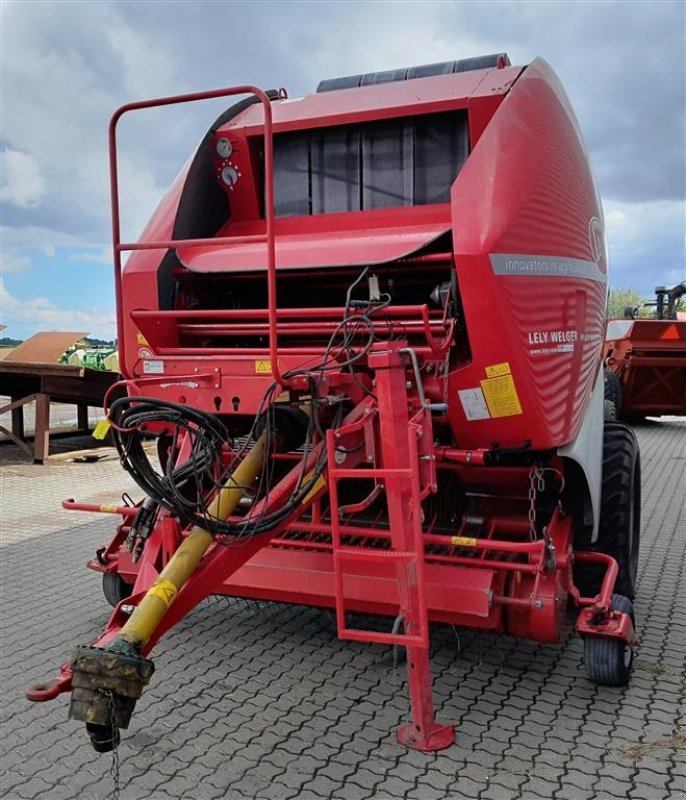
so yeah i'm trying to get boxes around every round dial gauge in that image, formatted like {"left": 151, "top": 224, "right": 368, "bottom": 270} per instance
{"left": 221, "top": 165, "right": 239, "bottom": 187}
{"left": 216, "top": 138, "right": 233, "bottom": 158}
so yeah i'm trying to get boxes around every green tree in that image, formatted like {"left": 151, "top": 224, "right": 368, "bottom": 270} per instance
{"left": 607, "top": 288, "right": 650, "bottom": 319}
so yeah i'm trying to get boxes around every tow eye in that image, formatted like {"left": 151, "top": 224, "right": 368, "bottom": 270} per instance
{"left": 69, "top": 645, "right": 154, "bottom": 752}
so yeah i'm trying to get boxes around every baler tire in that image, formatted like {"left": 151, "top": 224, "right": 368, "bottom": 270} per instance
{"left": 603, "top": 400, "right": 617, "bottom": 421}
{"left": 573, "top": 422, "right": 641, "bottom": 600}
{"left": 600, "top": 423, "right": 641, "bottom": 599}
{"left": 102, "top": 572, "right": 133, "bottom": 608}
{"left": 604, "top": 370, "right": 623, "bottom": 417}
{"left": 584, "top": 594, "right": 635, "bottom": 686}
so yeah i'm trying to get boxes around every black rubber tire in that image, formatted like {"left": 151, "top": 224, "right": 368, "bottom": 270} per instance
{"left": 604, "top": 369, "right": 623, "bottom": 417}
{"left": 584, "top": 594, "right": 635, "bottom": 686}
{"left": 603, "top": 400, "right": 617, "bottom": 421}
{"left": 574, "top": 422, "right": 641, "bottom": 600}
{"left": 102, "top": 571, "right": 133, "bottom": 607}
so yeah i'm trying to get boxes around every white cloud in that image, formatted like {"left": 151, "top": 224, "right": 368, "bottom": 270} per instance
{"left": 603, "top": 198, "right": 685, "bottom": 290}
{"left": 1, "top": 224, "right": 86, "bottom": 275}
{"left": 0, "top": 149, "right": 47, "bottom": 208}
{"left": 1, "top": 252, "right": 32, "bottom": 272}
{"left": 0, "top": 0, "right": 683, "bottom": 336}
{"left": 69, "top": 247, "right": 112, "bottom": 265}
{"left": 0, "top": 279, "right": 116, "bottom": 339}
{"left": 0, "top": 1, "right": 180, "bottom": 244}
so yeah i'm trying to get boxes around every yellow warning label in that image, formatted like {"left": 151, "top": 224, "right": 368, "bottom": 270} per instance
{"left": 485, "top": 361, "right": 511, "bottom": 379}
{"left": 480, "top": 373, "right": 523, "bottom": 418}
{"left": 99, "top": 504, "right": 118, "bottom": 514}
{"left": 255, "top": 359, "right": 272, "bottom": 375}
{"left": 302, "top": 471, "right": 326, "bottom": 505}
{"left": 148, "top": 579, "right": 178, "bottom": 609}
{"left": 136, "top": 332, "right": 148, "bottom": 345}
{"left": 451, "top": 536, "right": 478, "bottom": 547}
{"left": 92, "top": 419, "right": 111, "bottom": 441}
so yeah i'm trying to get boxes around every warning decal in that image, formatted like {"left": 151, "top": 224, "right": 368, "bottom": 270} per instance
{"left": 458, "top": 388, "right": 491, "bottom": 421}
{"left": 485, "top": 362, "right": 511, "bottom": 379}
{"left": 451, "top": 536, "right": 478, "bottom": 547}
{"left": 254, "top": 360, "right": 272, "bottom": 374}
{"left": 660, "top": 324, "right": 680, "bottom": 341}
{"left": 481, "top": 362, "right": 523, "bottom": 418}
{"left": 92, "top": 419, "right": 111, "bottom": 441}
{"left": 149, "top": 579, "right": 178, "bottom": 609}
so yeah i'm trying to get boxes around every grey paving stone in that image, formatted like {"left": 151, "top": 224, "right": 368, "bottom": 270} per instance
{"left": 2, "top": 419, "right": 684, "bottom": 800}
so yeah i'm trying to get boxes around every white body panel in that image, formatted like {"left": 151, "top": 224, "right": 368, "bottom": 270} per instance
{"left": 558, "top": 367, "right": 605, "bottom": 542}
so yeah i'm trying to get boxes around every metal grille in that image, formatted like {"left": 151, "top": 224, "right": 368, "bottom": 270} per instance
{"left": 273, "top": 111, "right": 469, "bottom": 217}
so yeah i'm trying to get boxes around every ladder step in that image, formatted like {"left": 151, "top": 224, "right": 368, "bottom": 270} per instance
{"left": 333, "top": 548, "right": 416, "bottom": 563}
{"left": 328, "top": 467, "right": 412, "bottom": 480}
{"left": 337, "top": 627, "right": 426, "bottom": 647}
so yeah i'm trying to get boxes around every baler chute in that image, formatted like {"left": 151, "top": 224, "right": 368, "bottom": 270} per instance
{"left": 27, "top": 55, "right": 640, "bottom": 754}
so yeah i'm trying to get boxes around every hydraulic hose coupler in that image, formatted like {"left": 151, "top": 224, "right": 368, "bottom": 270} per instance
{"left": 69, "top": 645, "right": 154, "bottom": 752}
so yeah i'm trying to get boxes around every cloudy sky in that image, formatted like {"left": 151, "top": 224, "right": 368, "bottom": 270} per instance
{"left": 1, "top": 0, "right": 684, "bottom": 339}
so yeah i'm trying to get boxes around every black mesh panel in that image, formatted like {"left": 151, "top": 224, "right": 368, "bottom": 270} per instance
{"left": 274, "top": 135, "right": 310, "bottom": 217}
{"left": 414, "top": 115, "right": 469, "bottom": 204}
{"left": 362, "top": 122, "right": 414, "bottom": 209}
{"left": 273, "top": 111, "right": 467, "bottom": 217}
{"left": 311, "top": 128, "right": 361, "bottom": 214}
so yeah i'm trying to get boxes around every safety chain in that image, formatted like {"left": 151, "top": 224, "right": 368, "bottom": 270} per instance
{"left": 101, "top": 688, "right": 120, "bottom": 800}
{"left": 527, "top": 464, "right": 545, "bottom": 541}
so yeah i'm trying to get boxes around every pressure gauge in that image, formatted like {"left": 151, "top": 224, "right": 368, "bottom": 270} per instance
{"left": 221, "top": 165, "right": 239, "bottom": 188}
{"left": 216, "top": 138, "right": 233, "bottom": 158}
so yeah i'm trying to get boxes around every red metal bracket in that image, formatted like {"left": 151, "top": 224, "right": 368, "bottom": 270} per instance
{"left": 62, "top": 498, "right": 138, "bottom": 517}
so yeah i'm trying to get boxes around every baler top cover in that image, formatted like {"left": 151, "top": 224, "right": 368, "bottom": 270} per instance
{"left": 174, "top": 58, "right": 523, "bottom": 273}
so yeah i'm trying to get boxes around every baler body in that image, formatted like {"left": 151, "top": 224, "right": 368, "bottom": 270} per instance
{"left": 28, "top": 55, "right": 640, "bottom": 755}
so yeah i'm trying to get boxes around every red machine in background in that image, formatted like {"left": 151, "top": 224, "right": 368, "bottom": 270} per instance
{"left": 28, "top": 54, "right": 641, "bottom": 754}
{"left": 605, "top": 282, "right": 686, "bottom": 419}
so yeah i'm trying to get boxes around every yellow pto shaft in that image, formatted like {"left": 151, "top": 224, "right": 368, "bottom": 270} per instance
{"left": 114, "top": 431, "right": 268, "bottom": 651}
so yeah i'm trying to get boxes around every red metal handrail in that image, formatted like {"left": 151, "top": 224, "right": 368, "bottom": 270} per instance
{"left": 108, "top": 85, "right": 281, "bottom": 383}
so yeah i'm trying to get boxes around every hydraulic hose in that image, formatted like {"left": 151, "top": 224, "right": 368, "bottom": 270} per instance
{"left": 112, "top": 431, "right": 268, "bottom": 652}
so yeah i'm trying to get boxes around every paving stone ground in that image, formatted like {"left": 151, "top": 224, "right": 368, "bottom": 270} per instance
{"left": 1, "top": 420, "right": 684, "bottom": 800}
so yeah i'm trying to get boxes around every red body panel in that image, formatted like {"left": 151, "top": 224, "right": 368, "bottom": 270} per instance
{"left": 448, "top": 59, "right": 607, "bottom": 449}
{"left": 178, "top": 206, "right": 451, "bottom": 272}
{"left": 219, "top": 66, "right": 522, "bottom": 135}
